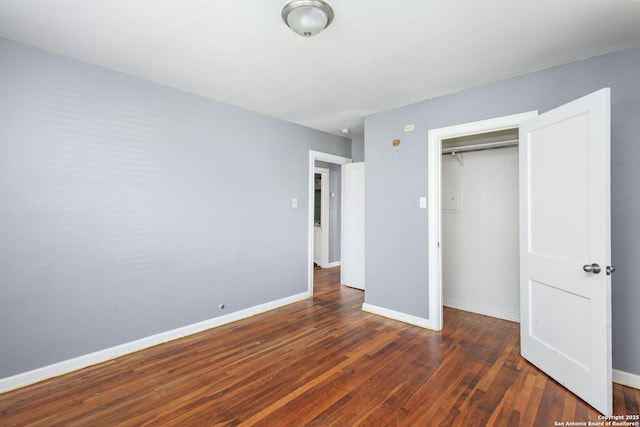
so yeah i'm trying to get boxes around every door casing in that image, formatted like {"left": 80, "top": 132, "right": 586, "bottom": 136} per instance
{"left": 427, "top": 111, "right": 538, "bottom": 330}
{"left": 308, "top": 151, "right": 351, "bottom": 296}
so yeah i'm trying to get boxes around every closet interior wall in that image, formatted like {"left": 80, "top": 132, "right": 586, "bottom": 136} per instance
{"left": 441, "top": 129, "right": 520, "bottom": 322}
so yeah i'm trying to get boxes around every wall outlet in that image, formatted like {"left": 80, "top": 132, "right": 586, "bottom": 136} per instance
{"left": 404, "top": 124, "right": 415, "bottom": 132}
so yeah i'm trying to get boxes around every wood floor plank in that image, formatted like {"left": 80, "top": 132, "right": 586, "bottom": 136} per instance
{"left": 0, "top": 266, "right": 637, "bottom": 426}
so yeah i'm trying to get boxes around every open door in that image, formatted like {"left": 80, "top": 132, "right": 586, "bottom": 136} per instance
{"left": 520, "top": 88, "right": 612, "bottom": 415}
{"left": 341, "top": 162, "right": 365, "bottom": 290}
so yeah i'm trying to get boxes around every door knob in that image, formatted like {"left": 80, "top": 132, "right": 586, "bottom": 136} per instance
{"left": 583, "top": 263, "right": 601, "bottom": 274}
{"left": 606, "top": 265, "right": 616, "bottom": 275}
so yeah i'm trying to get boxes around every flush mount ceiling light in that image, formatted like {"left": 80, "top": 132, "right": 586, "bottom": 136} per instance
{"left": 281, "top": 0, "right": 334, "bottom": 37}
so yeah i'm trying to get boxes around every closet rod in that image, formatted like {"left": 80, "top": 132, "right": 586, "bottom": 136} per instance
{"left": 441, "top": 139, "right": 518, "bottom": 155}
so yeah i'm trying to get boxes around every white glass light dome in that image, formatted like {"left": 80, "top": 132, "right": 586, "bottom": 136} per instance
{"left": 282, "top": 0, "right": 334, "bottom": 37}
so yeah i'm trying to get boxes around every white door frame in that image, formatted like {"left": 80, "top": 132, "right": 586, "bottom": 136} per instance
{"left": 314, "top": 167, "right": 330, "bottom": 268}
{"left": 308, "top": 150, "right": 351, "bottom": 296}
{"left": 426, "top": 111, "right": 538, "bottom": 330}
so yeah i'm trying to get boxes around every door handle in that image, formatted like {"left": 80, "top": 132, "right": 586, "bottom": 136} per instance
{"left": 606, "top": 265, "right": 616, "bottom": 276}
{"left": 583, "top": 263, "right": 601, "bottom": 274}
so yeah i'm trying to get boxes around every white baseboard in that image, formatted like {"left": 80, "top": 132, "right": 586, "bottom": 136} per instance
{"left": 443, "top": 299, "right": 520, "bottom": 323}
{"left": 361, "top": 303, "right": 431, "bottom": 329}
{"left": 5, "top": 293, "right": 635, "bottom": 396}
{"left": 324, "top": 261, "right": 341, "bottom": 268}
{"left": 613, "top": 369, "right": 640, "bottom": 390}
{"left": 0, "top": 292, "right": 309, "bottom": 394}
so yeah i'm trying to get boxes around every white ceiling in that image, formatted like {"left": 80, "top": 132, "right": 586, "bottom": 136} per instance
{"left": 1, "top": 0, "right": 640, "bottom": 137}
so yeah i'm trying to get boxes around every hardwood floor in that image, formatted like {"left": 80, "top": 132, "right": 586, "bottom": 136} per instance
{"left": 1, "top": 266, "right": 638, "bottom": 426}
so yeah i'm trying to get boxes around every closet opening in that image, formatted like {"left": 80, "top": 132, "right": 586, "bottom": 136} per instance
{"left": 441, "top": 128, "right": 520, "bottom": 323}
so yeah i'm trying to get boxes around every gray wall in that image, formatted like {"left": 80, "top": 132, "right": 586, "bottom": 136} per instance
{"left": 0, "top": 38, "right": 350, "bottom": 378}
{"left": 364, "top": 46, "right": 640, "bottom": 376}
{"left": 315, "top": 161, "right": 342, "bottom": 264}
{"left": 351, "top": 135, "right": 365, "bottom": 162}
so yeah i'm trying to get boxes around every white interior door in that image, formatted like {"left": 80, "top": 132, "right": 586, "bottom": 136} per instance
{"left": 341, "top": 163, "right": 365, "bottom": 290}
{"left": 520, "top": 88, "right": 612, "bottom": 415}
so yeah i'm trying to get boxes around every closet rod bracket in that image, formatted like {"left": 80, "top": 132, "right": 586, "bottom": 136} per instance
{"left": 452, "top": 151, "right": 464, "bottom": 166}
